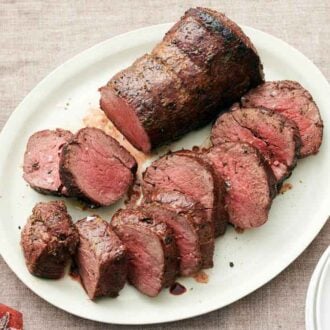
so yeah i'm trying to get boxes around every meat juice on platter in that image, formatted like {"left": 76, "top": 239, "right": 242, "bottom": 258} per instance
{"left": 19, "top": 6, "right": 323, "bottom": 301}
{"left": 170, "top": 282, "right": 187, "bottom": 295}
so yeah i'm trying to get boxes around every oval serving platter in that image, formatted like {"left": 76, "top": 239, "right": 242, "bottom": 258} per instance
{"left": 0, "top": 23, "right": 329, "bottom": 324}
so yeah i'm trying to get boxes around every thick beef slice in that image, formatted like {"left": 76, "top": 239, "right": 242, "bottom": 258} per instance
{"left": 207, "top": 143, "right": 276, "bottom": 229}
{"left": 211, "top": 107, "right": 301, "bottom": 182}
{"left": 145, "top": 190, "right": 214, "bottom": 270}
{"left": 111, "top": 208, "right": 178, "bottom": 297}
{"left": 60, "top": 127, "right": 137, "bottom": 207}
{"left": 142, "top": 152, "right": 221, "bottom": 237}
{"left": 75, "top": 216, "right": 127, "bottom": 299}
{"left": 240, "top": 80, "right": 323, "bottom": 157}
{"left": 100, "top": 8, "right": 264, "bottom": 152}
{"left": 23, "top": 129, "right": 73, "bottom": 195}
{"left": 21, "top": 201, "right": 78, "bottom": 279}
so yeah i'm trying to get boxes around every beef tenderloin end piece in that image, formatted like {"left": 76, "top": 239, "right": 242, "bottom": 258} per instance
{"left": 111, "top": 208, "right": 178, "bottom": 297}
{"left": 144, "top": 190, "right": 214, "bottom": 271}
{"left": 21, "top": 201, "right": 79, "bottom": 279}
{"left": 23, "top": 129, "right": 73, "bottom": 196}
{"left": 240, "top": 80, "right": 323, "bottom": 157}
{"left": 60, "top": 127, "right": 137, "bottom": 207}
{"left": 211, "top": 107, "right": 301, "bottom": 183}
{"left": 75, "top": 216, "right": 127, "bottom": 299}
{"left": 207, "top": 142, "right": 277, "bottom": 229}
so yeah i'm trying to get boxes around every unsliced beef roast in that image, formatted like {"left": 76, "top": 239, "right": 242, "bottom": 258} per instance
{"left": 75, "top": 216, "right": 127, "bottom": 299}
{"left": 240, "top": 80, "right": 323, "bottom": 157}
{"left": 60, "top": 127, "right": 137, "bottom": 207}
{"left": 142, "top": 152, "right": 225, "bottom": 237}
{"left": 21, "top": 201, "right": 78, "bottom": 279}
{"left": 111, "top": 208, "right": 178, "bottom": 297}
{"left": 207, "top": 143, "right": 276, "bottom": 229}
{"left": 100, "top": 7, "right": 263, "bottom": 152}
{"left": 144, "top": 190, "right": 214, "bottom": 271}
{"left": 23, "top": 129, "right": 73, "bottom": 195}
{"left": 211, "top": 107, "right": 301, "bottom": 182}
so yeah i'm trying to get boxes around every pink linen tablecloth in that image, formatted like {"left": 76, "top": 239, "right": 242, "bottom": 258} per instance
{"left": 0, "top": 1, "right": 329, "bottom": 329}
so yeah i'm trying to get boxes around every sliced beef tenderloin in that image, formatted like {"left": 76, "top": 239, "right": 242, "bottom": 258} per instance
{"left": 144, "top": 190, "right": 214, "bottom": 271}
{"left": 23, "top": 129, "right": 73, "bottom": 196}
{"left": 207, "top": 143, "right": 277, "bottom": 229}
{"left": 142, "top": 152, "right": 223, "bottom": 237}
{"left": 100, "top": 8, "right": 264, "bottom": 153}
{"left": 240, "top": 80, "right": 323, "bottom": 157}
{"left": 75, "top": 216, "right": 127, "bottom": 299}
{"left": 21, "top": 201, "right": 79, "bottom": 279}
{"left": 60, "top": 127, "right": 137, "bottom": 207}
{"left": 174, "top": 149, "right": 228, "bottom": 236}
{"left": 111, "top": 208, "right": 178, "bottom": 297}
{"left": 211, "top": 107, "right": 302, "bottom": 183}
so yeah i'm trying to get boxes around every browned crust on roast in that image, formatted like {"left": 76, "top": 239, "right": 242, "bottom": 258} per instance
{"left": 99, "top": 7, "right": 264, "bottom": 152}
{"left": 104, "top": 54, "right": 198, "bottom": 150}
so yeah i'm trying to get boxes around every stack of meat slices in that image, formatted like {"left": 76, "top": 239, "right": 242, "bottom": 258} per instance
{"left": 109, "top": 150, "right": 229, "bottom": 297}
{"left": 209, "top": 79, "right": 323, "bottom": 229}
{"left": 23, "top": 127, "right": 137, "bottom": 208}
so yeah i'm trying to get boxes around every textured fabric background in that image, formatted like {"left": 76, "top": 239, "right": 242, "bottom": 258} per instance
{"left": 0, "top": 1, "right": 329, "bottom": 329}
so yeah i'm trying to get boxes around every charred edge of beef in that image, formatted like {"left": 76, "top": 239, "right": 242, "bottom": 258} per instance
{"left": 189, "top": 7, "right": 264, "bottom": 84}
{"left": 75, "top": 216, "right": 127, "bottom": 299}
{"left": 111, "top": 208, "right": 178, "bottom": 297}
{"left": 100, "top": 54, "right": 198, "bottom": 152}
{"left": 59, "top": 127, "right": 137, "bottom": 207}
{"left": 21, "top": 201, "right": 79, "bottom": 279}
{"left": 23, "top": 129, "right": 73, "bottom": 196}
{"left": 144, "top": 189, "right": 214, "bottom": 270}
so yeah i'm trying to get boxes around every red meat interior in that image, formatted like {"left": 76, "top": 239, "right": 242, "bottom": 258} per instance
{"left": 100, "top": 86, "right": 151, "bottom": 153}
